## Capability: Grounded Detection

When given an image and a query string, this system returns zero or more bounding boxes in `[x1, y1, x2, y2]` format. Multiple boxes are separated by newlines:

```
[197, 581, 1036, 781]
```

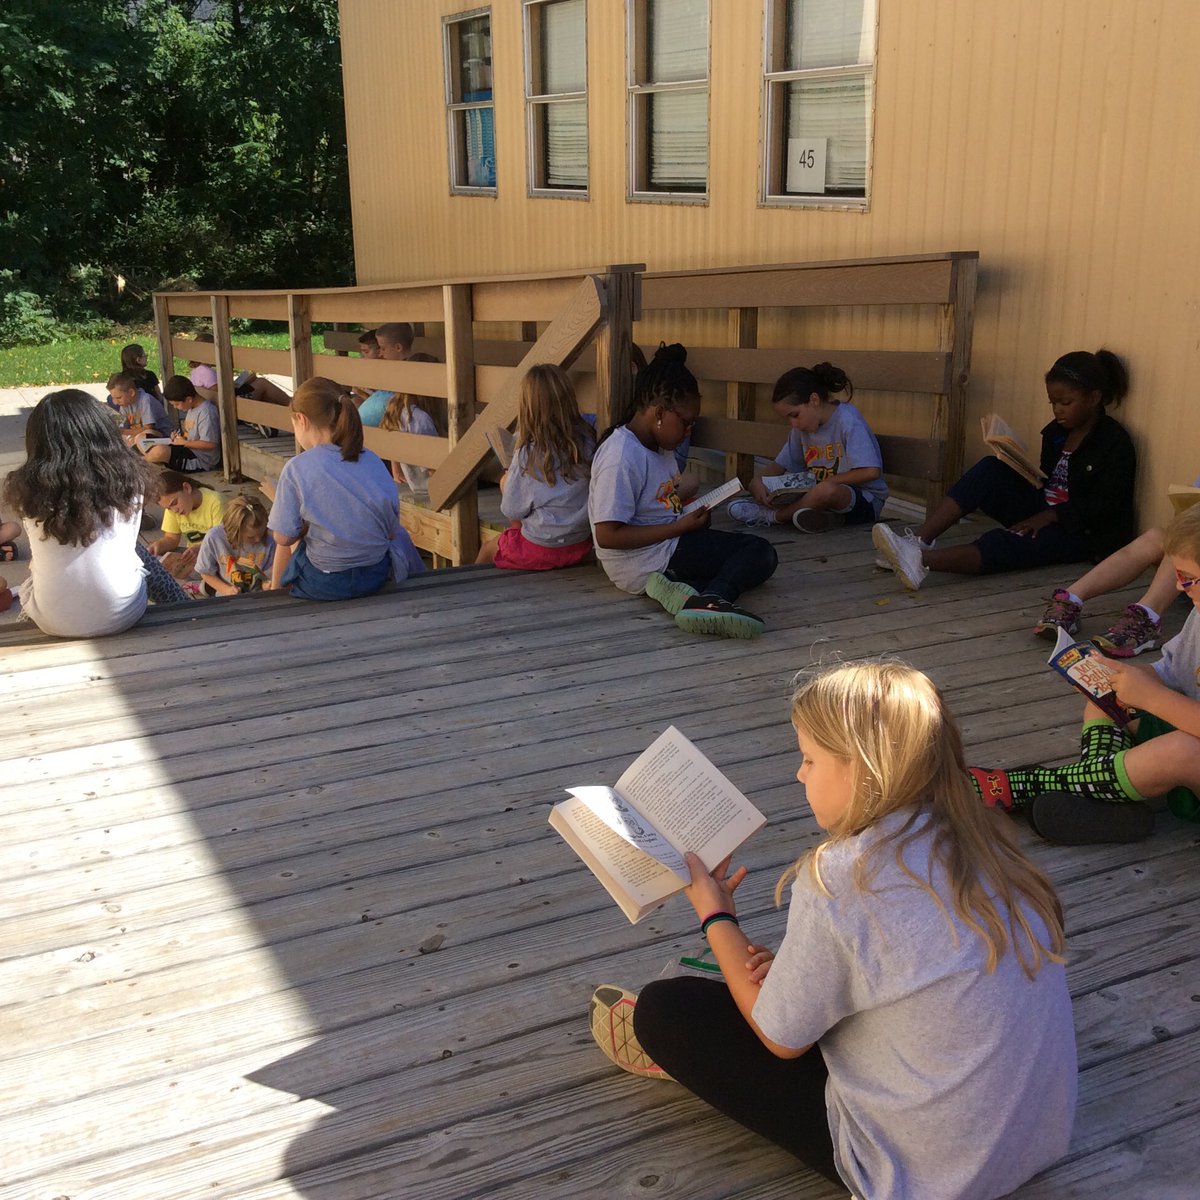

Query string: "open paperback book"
[980, 413, 1045, 489]
[762, 469, 820, 505]
[1047, 627, 1131, 726]
[682, 477, 744, 515]
[485, 426, 516, 469]
[549, 726, 766, 923]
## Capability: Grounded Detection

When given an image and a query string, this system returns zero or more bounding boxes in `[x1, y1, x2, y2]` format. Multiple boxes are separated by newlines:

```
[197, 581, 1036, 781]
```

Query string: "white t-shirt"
[753, 811, 1076, 1200]
[588, 425, 681, 594]
[19, 509, 148, 637]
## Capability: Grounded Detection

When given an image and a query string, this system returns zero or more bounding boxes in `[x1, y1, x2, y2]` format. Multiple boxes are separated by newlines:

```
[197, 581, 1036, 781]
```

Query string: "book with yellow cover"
[1167, 484, 1200, 514]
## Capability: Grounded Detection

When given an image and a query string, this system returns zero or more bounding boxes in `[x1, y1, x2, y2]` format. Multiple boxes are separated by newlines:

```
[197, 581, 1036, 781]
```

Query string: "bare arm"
[592, 508, 710, 550]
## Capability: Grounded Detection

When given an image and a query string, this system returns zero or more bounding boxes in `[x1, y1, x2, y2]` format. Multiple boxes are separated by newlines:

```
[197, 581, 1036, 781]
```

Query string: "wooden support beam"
[209, 295, 242, 482]
[725, 307, 758, 485]
[935, 255, 978, 513]
[443, 283, 479, 564]
[427, 275, 606, 512]
[288, 294, 313, 390]
[152, 294, 174, 387]
[592, 264, 642, 435]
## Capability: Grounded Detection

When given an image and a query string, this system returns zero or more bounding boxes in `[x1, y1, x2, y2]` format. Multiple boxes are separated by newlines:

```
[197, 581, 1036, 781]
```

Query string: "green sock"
[1079, 718, 1133, 761]
[972, 751, 1144, 809]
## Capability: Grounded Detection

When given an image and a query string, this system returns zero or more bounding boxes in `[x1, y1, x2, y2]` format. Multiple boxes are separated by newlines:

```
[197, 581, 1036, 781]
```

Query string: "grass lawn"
[0, 330, 325, 389]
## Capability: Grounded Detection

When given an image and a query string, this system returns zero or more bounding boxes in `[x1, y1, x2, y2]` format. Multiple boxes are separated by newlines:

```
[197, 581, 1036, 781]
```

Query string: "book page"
[563, 785, 687, 875]
[682, 477, 744, 515]
[615, 727, 765, 867]
[549, 797, 685, 913]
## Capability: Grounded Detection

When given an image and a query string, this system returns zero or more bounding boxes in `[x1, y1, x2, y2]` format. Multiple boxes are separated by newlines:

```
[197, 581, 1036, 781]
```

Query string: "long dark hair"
[600, 342, 698, 442]
[3, 389, 156, 546]
[1044, 349, 1128, 407]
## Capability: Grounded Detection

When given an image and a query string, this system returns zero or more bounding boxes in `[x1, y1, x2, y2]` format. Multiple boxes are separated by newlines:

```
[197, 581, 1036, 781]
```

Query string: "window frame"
[761, 0, 878, 210]
[443, 7, 497, 196]
[523, 0, 589, 199]
[626, 0, 711, 204]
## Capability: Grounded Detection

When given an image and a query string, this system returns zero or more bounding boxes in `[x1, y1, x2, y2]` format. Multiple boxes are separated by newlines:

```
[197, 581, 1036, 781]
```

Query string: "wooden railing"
[154, 252, 976, 566]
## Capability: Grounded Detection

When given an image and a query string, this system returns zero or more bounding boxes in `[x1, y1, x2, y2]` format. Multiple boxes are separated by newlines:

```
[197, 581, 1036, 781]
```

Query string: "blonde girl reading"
[196, 495, 276, 596]
[376, 353, 442, 496]
[591, 661, 1076, 1200]
[477, 364, 595, 570]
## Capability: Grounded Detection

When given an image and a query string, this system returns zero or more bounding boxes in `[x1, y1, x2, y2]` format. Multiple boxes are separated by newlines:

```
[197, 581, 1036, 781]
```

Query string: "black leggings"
[633, 977, 841, 1185]
[666, 528, 778, 604]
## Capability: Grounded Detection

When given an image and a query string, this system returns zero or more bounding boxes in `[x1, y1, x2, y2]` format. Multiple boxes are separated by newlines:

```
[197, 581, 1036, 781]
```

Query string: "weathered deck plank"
[2, 516, 1197, 1200]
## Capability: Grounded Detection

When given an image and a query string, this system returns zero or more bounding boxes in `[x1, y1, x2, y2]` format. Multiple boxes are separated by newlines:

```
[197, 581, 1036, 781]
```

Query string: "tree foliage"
[0, 0, 352, 343]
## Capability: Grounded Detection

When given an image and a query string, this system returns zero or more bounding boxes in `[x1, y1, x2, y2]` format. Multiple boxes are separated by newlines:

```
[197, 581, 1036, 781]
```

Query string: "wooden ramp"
[1, 519, 1198, 1200]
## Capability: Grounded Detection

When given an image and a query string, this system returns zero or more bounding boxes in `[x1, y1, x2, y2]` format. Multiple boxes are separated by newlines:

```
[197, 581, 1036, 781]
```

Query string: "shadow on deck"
[2, 518, 1198, 1200]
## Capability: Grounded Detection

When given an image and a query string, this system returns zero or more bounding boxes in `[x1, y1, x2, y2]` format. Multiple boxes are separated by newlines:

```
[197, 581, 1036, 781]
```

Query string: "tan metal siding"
[340, 1, 1200, 524]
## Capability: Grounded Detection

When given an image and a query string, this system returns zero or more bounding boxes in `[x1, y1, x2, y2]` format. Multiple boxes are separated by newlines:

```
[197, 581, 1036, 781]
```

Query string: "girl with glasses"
[588, 342, 777, 639]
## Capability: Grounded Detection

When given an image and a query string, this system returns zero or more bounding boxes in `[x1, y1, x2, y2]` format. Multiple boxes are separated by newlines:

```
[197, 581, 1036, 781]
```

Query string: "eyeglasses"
[1175, 569, 1200, 592]
[666, 408, 697, 432]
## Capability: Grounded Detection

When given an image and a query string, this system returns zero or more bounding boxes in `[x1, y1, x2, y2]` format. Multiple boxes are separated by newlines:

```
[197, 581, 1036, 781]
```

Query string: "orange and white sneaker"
[589, 985, 672, 1079]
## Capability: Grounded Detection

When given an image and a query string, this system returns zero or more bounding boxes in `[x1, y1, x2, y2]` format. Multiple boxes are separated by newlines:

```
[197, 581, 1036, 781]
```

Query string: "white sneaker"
[873, 528, 929, 571]
[728, 499, 779, 528]
[872, 523, 928, 590]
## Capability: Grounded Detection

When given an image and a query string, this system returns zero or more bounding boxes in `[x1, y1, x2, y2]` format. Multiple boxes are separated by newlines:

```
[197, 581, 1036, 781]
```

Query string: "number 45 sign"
[786, 138, 828, 193]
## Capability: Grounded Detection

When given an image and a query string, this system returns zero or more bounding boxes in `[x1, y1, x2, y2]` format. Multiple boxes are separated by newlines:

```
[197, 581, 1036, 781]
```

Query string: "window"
[524, 0, 588, 195]
[627, 0, 709, 199]
[444, 9, 496, 192]
[763, 0, 876, 205]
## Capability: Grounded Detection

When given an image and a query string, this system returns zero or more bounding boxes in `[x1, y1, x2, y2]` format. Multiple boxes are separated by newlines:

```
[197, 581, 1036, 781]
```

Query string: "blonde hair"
[222, 494, 269, 550]
[1163, 504, 1200, 562]
[515, 364, 593, 487]
[290, 376, 363, 461]
[777, 660, 1066, 980]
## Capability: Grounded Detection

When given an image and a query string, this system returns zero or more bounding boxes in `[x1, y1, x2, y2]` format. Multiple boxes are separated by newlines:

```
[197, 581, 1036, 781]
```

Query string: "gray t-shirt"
[501, 439, 593, 547]
[1154, 606, 1200, 698]
[181, 400, 221, 471]
[588, 425, 681, 594]
[753, 811, 1076, 1200]
[775, 401, 888, 516]
[268, 443, 400, 572]
[124, 390, 171, 438]
[195, 523, 275, 589]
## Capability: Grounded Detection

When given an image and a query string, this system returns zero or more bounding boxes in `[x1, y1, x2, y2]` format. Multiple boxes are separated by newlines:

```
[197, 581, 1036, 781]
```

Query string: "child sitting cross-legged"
[730, 362, 887, 534]
[590, 661, 1076, 1200]
[141, 376, 221, 473]
[969, 503, 1200, 843]
[148, 470, 224, 578]
[196, 494, 275, 596]
[108, 371, 171, 448]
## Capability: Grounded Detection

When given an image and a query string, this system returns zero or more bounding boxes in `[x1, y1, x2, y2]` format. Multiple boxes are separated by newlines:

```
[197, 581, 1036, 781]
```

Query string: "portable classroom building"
[338, 0, 1200, 524]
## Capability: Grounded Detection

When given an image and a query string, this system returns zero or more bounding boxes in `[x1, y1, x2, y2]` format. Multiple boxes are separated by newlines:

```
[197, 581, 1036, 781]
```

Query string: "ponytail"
[600, 342, 698, 443]
[1045, 349, 1128, 407]
[772, 361, 853, 407]
[291, 376, 364, 461]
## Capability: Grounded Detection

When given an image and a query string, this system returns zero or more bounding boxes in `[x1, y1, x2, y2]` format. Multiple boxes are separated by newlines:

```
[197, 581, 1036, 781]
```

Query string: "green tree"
[0, 0, 352, 343]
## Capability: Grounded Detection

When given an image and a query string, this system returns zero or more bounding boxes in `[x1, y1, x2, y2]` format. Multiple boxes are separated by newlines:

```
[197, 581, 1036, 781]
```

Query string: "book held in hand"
[762, 469, 820, 505]
[682, 477, 744, 515]
[485, 426, 516, 469]
[549, 726, 766, 923]
[1047, 627, 1131, 725]
[1167, 483, 1200, 514]
[980, 413, 1045, 488]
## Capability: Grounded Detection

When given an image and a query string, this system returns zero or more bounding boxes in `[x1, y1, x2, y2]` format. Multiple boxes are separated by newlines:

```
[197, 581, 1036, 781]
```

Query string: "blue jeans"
[666, 528, 778, 604]
[947, 457, 1091, 574]
[282, 542, 391, 601]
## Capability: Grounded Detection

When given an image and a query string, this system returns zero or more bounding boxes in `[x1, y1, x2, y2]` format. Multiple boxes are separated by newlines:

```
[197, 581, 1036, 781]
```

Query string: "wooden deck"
[2, 517, 1198, 1200]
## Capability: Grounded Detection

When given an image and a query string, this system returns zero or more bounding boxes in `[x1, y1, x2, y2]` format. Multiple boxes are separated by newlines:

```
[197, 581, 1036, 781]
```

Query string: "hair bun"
[654, 342, 688, 365]
[812, 361, 849, 393]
